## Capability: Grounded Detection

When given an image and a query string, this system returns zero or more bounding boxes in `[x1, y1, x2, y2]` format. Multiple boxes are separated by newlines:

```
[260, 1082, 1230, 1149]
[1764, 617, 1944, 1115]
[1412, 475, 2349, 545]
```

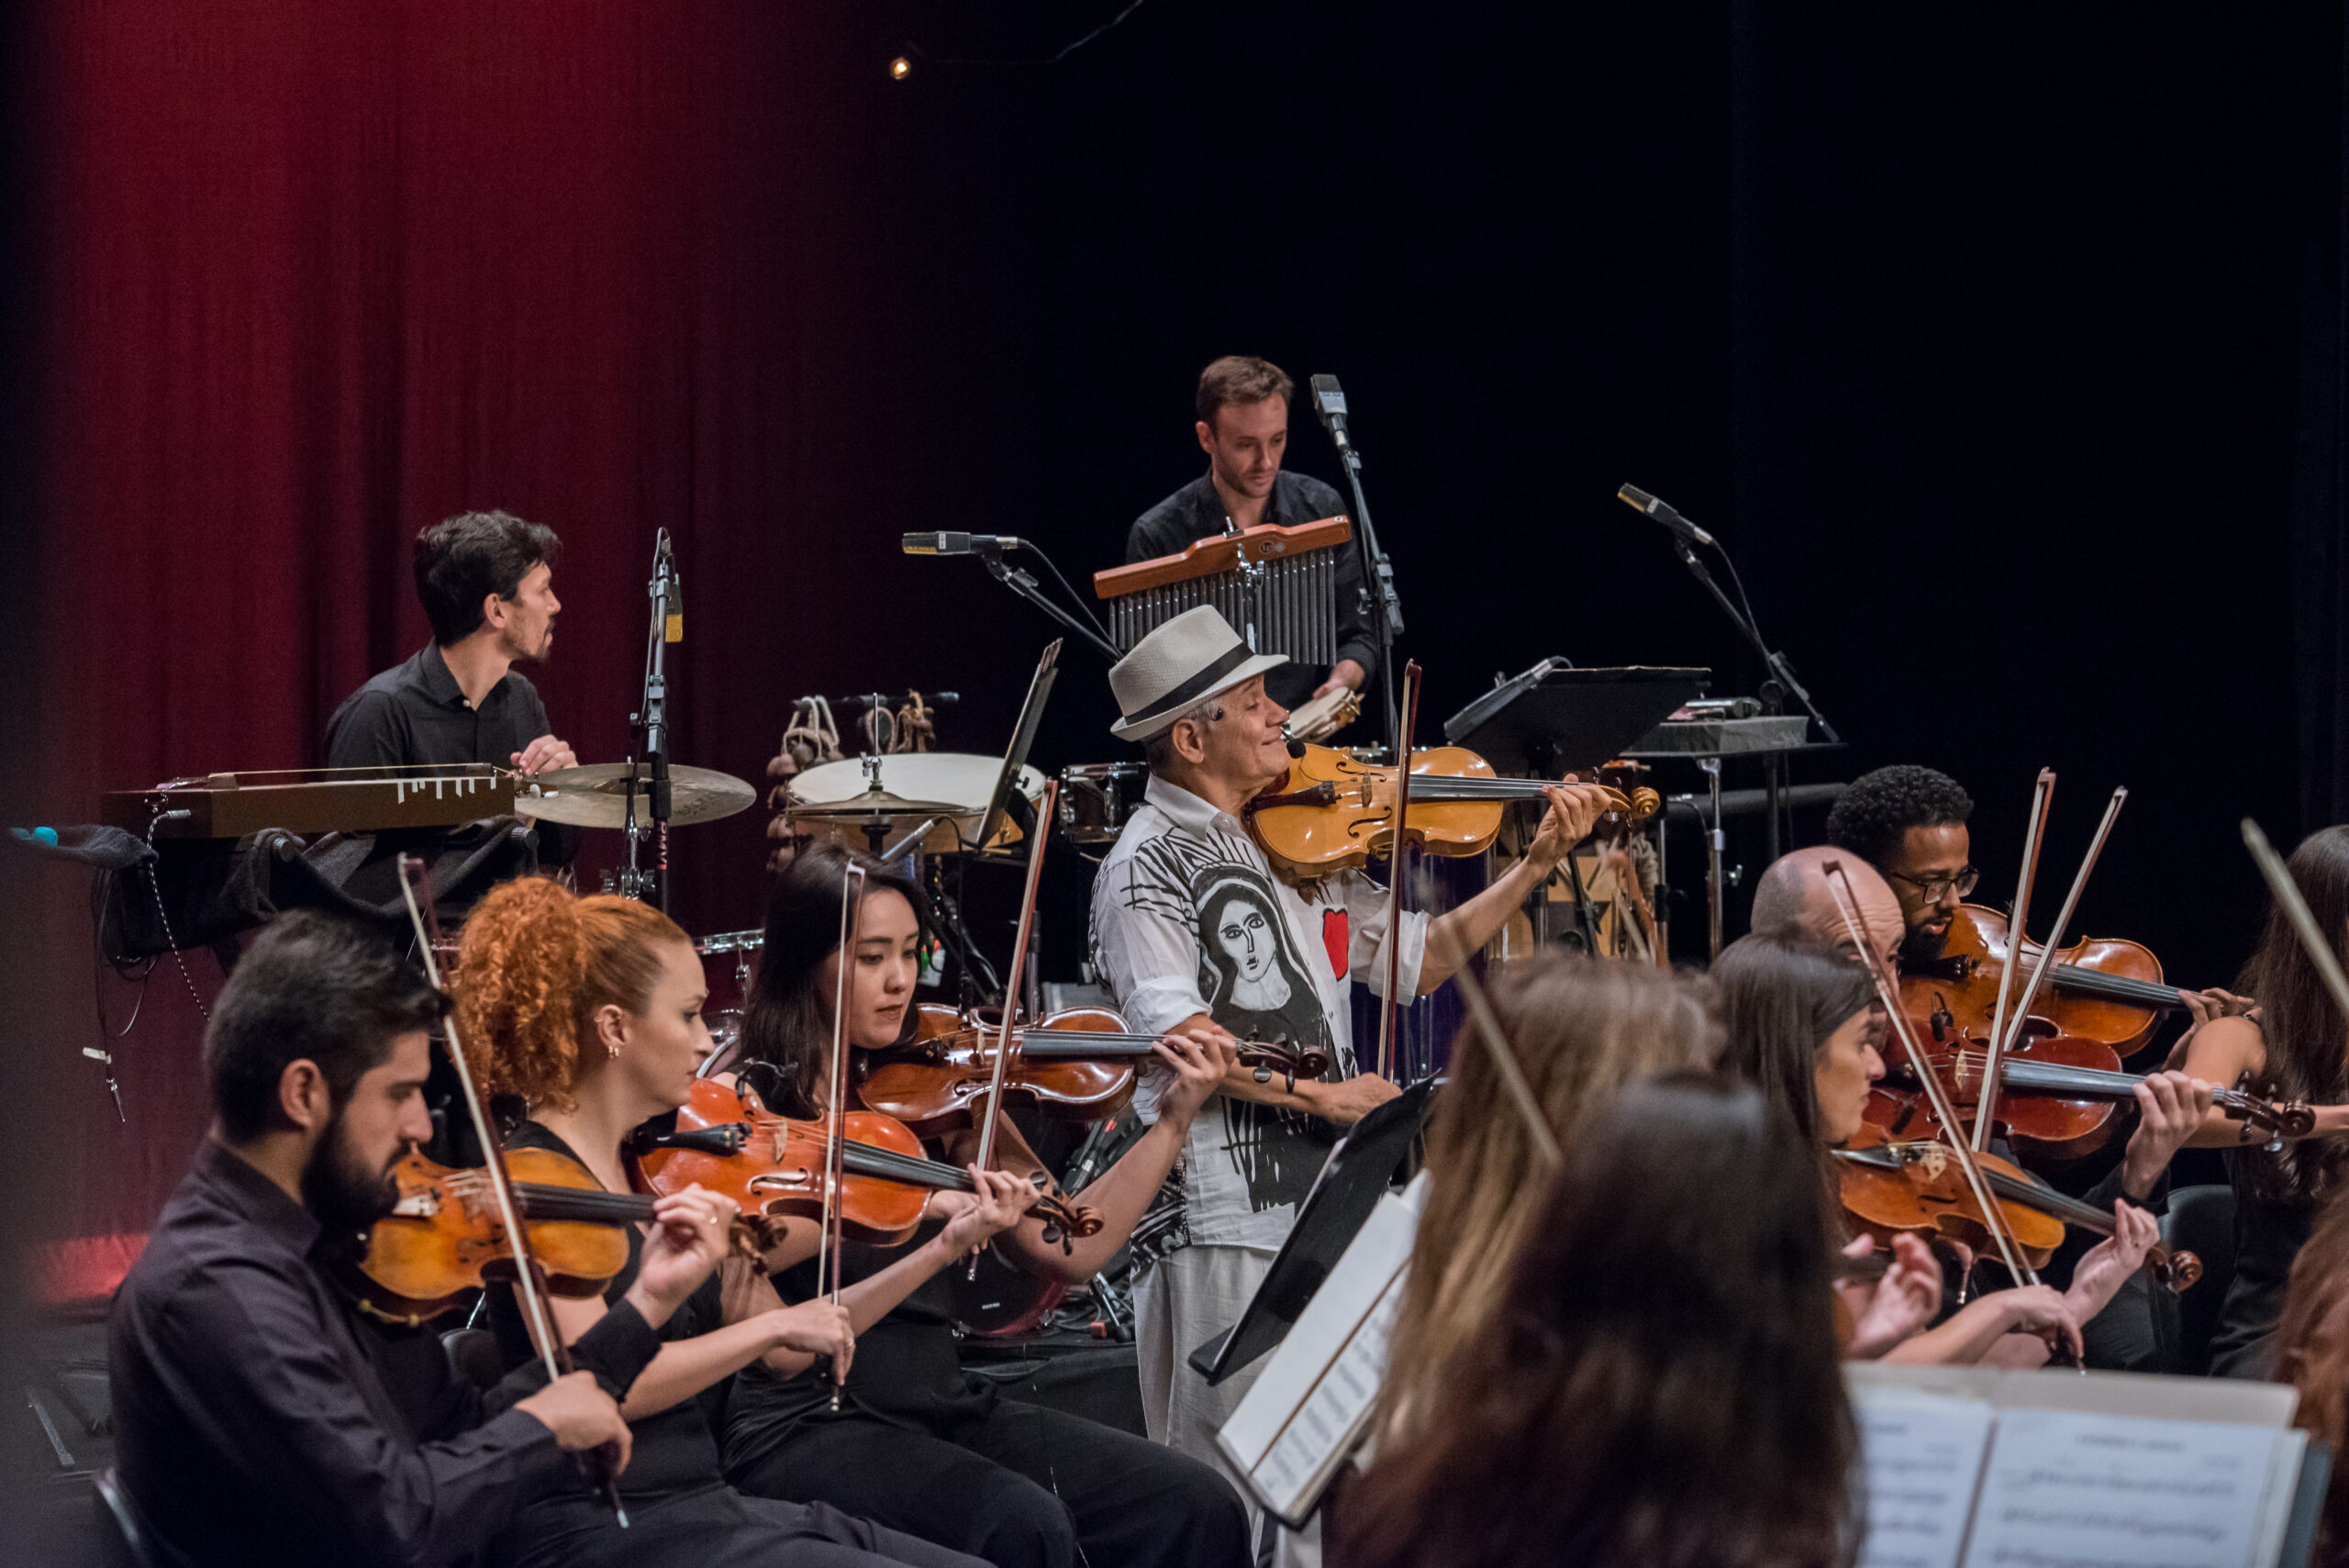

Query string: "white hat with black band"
[1108, 606, 1287, 741]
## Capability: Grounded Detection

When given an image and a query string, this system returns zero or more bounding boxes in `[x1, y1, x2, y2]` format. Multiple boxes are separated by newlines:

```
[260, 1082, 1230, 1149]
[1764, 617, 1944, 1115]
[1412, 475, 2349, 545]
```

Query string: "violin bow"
[1415, 866, 1558, 1168]
[1825, 860, 2038, 1290]
[1976, 770, 2054, 1149]
[395, 856, 629, 1528]
[2243, 818, 2349, 1024]
[1375, 662, 1425, 1082]
[1976, 786, 2128, 1149]
[817, 860, 864, 1412]
[968, 777, 1059, 1276]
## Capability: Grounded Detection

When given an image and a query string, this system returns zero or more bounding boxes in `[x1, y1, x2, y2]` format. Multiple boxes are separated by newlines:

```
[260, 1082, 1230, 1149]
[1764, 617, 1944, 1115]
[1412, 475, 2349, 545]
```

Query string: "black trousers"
[728, 1402, 1252, 1568]
[494, 1484, 991, 1568]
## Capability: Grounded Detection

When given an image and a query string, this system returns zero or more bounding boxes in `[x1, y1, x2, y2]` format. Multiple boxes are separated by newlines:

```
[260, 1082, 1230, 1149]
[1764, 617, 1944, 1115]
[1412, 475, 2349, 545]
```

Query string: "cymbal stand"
[629, 529, 679, 912]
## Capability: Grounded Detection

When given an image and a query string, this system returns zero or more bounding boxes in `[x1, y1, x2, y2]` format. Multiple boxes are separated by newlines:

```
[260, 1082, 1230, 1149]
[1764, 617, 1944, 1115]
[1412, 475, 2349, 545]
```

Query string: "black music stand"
[1187, 1077, 1439, 1385]
[973, 639, 1062, 856]
[1442, 662, 1709, 775]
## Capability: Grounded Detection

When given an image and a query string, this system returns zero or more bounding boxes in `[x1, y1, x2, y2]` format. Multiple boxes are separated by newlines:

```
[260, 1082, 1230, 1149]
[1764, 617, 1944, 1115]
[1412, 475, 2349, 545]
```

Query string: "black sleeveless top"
[488, 1121, 729, 1500]
[2209, 1147, 2314, 1378]
[721, 1219, 997, 1473]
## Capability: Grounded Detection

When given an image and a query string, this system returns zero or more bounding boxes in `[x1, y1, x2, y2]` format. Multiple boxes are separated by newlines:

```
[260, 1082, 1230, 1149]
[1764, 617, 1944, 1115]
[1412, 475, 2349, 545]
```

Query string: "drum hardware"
[1056, 762, 1146, 846]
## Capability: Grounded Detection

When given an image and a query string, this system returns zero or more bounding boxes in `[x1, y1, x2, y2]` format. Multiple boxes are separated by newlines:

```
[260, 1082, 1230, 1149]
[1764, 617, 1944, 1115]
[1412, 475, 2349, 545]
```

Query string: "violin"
[1899, 903, 2204, 1058]
[1871, 1035, 2314, 1162]
[634, 1077, 1103, 1249]
[1244, 742, 1657, 881]
[1834, 1127, 2202, 1294]
[854, 1002, 1329, 1137]
[348, 1144, 780, 1326]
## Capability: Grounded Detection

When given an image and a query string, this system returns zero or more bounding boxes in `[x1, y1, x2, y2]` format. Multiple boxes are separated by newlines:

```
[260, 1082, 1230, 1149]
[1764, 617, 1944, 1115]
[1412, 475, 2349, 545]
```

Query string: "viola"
[1872, 1036, 2314, 1162]
[854, 1002, 1330, 1137]
[1244, 742, 1656, 881]
[348, 1144, 779, 1326]
[1899, 903, 2203, 1058]
[636, 1076, 1103, 1249]
[1834, 1127, 2202, 1294]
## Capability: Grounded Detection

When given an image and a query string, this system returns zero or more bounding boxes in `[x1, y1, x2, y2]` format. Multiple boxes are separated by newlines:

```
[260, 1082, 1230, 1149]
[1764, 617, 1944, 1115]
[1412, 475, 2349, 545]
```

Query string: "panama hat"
[1108, 606, 1287, 741]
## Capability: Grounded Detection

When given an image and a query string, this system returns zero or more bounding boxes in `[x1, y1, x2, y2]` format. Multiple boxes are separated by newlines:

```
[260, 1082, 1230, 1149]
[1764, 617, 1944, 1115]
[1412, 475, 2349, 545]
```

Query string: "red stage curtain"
[24, 1, 873, 1267]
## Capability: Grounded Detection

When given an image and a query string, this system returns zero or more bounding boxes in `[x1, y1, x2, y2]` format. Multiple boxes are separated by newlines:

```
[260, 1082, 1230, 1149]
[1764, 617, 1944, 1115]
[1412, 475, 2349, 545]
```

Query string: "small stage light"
[889, 56, 913, 81]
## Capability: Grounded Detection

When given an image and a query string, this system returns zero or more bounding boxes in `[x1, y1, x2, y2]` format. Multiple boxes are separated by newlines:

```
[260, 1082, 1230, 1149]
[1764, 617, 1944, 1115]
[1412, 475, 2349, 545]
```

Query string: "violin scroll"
[1237, 1037, 1331, 1092]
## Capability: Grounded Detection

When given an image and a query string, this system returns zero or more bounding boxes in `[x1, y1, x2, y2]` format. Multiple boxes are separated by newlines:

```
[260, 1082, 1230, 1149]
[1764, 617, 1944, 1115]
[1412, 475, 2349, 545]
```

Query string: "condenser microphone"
[659, 538, 684, 643]
[902, 532, 1019, 556]
[1616, 484, 1717, 549]
[1308, 374, 1351, 452]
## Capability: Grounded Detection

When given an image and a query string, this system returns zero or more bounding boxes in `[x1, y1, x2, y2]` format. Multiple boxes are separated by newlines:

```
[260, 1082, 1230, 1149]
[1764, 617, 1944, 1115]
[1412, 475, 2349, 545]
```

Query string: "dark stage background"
[7, 2, 2346, 1274]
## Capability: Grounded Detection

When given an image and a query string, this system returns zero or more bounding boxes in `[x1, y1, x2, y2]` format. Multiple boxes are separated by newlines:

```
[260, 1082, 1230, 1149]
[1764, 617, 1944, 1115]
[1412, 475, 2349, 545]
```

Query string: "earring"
[607, 1040, 620, 1061]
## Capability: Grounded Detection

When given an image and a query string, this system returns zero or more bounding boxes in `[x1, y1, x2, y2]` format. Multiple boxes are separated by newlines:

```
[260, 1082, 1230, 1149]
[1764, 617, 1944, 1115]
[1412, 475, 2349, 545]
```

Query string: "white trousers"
[1135, 1243, 1320, 1568]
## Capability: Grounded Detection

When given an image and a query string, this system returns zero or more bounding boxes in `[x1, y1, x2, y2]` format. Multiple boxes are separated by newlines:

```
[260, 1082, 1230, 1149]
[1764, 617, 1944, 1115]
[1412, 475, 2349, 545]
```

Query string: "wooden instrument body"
[351, 1147, 631, 1325]
[1898, 904, 2168, 1055]
[640, 1078, 933, 1245]
[1249, 745, 1508, 877]
[858, 1003, 1140, 1137]
[1865, 1023, 2125, 1162]
[1836, 1124, 2065, 1269]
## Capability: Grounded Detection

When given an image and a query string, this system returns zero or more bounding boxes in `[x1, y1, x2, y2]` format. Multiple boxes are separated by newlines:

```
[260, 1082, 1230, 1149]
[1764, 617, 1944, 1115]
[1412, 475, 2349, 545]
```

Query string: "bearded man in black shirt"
[1127, 356, 1377, 713]
[107, 910, 741, 1566]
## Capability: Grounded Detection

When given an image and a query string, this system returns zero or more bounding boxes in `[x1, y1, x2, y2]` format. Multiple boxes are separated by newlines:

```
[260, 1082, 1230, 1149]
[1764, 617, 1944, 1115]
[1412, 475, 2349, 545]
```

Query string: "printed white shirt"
[1088, 773, 1426, 1264]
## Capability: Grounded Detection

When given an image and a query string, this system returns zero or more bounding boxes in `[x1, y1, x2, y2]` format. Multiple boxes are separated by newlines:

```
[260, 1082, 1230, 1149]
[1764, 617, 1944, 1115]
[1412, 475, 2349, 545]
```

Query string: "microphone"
[903, 532, 1019, 556]
[1309, 374, 1351, 452]
[659, 538, 684, 644]
[1616, 484, 1717, 548]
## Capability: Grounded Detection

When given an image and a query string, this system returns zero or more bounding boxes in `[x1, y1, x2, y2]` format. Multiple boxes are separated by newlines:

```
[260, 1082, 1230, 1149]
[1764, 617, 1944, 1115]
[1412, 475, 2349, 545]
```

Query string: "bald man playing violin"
[1089, 606, 1614, 1544]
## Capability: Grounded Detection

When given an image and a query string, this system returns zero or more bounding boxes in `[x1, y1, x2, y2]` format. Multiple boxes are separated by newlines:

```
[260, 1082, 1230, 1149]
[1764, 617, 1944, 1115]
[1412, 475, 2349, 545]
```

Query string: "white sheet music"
[1252, 1269, 1407, 1511]
[1959, 1410, 2283, 1568]
[1853, 1389, 1995, 1568]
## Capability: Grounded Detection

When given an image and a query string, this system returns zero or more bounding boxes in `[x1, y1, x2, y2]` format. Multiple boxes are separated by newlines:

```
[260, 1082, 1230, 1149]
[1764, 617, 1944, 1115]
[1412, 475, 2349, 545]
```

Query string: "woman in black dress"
[721, 843, 1252, 1568]
[452, 875, 989, 1568]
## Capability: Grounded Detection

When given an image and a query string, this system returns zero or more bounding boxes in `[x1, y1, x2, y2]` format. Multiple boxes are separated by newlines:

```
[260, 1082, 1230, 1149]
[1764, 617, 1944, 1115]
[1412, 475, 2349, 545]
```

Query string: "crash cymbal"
[517, 762, 757, 829]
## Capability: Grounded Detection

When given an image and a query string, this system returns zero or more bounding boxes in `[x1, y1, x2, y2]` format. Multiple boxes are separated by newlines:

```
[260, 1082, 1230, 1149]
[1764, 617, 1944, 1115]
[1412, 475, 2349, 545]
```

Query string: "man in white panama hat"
[1088, 606, 1613, 1551]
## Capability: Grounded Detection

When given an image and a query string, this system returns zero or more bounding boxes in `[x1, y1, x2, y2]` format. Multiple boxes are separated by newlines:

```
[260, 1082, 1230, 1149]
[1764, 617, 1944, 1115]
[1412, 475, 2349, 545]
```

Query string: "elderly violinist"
[1085, 606, 1616, 1517]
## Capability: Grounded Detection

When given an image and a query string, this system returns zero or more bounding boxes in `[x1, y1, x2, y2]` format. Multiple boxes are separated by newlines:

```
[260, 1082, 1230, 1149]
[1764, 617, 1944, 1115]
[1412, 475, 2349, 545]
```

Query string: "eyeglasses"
[1887, 865, 1978, 904]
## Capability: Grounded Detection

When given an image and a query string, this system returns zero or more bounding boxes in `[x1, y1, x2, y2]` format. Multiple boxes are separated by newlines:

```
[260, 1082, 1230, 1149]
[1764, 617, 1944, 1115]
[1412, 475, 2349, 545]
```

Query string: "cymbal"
[517, 763, 757, 829]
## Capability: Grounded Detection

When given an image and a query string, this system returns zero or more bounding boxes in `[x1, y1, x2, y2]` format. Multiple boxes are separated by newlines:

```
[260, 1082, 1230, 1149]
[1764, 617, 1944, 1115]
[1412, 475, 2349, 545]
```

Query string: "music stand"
[973, 639, 1062, 854]
[1442, 662, 1709, 775]
[1188, 1077, 1439, 1385]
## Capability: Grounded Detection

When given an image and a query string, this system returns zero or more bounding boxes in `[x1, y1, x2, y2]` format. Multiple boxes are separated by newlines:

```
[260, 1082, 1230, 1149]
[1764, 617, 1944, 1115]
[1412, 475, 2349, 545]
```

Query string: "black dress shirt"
[326, 642, 577, 862]
[1126, 470, 1379, 712]
[108, 1138, 663, 1568]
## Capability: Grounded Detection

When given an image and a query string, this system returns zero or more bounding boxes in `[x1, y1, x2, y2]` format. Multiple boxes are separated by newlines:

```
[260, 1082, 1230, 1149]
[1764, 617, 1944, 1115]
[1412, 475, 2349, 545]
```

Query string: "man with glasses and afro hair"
[1822, 763, 1978, 965]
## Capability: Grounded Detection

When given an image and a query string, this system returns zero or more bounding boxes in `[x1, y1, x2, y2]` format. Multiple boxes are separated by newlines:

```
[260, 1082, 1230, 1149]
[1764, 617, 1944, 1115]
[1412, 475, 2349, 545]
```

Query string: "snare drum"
[1058, 762, 1148, 845]
[696, 929, 763, 1052]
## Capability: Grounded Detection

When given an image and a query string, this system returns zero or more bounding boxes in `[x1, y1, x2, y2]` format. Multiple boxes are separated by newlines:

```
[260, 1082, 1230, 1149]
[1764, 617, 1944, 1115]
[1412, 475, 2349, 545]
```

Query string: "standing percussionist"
[327, 508, 581, 862]
[1129, 356, 1377, 713]
[1087, 606, 1612, 1512]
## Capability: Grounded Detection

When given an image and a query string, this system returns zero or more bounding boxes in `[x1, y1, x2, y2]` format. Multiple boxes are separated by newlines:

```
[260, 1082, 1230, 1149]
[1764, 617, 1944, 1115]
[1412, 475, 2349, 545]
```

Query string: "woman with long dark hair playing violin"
[451, 877, 985, 1568]
[1712, 929, 2177, 1366]
[721, 842, 1252, 1568]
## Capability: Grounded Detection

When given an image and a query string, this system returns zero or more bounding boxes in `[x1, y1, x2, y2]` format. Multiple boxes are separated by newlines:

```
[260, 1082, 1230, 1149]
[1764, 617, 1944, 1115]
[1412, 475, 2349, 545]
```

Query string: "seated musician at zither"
[326, 508, 581, 860]
[1129, 355, 1377, 712]
[1087, 605, 1616, 1485]
[106, 910, 738, 1566]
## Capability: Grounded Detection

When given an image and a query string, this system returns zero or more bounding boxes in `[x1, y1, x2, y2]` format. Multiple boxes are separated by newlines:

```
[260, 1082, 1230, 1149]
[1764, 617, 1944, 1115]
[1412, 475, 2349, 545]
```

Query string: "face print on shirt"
[1189, 866, 1331, 1215]
[1196, 872, 1324, 1051]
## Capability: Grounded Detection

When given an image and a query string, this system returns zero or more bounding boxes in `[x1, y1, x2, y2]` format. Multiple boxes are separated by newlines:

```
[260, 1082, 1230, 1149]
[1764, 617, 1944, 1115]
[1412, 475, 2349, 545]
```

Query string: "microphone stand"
[630, 532, 676, 912]
[1319, 400, 1406, 754]
[1671, 539, 1839, 862]
[969, 539, 1121, 662]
